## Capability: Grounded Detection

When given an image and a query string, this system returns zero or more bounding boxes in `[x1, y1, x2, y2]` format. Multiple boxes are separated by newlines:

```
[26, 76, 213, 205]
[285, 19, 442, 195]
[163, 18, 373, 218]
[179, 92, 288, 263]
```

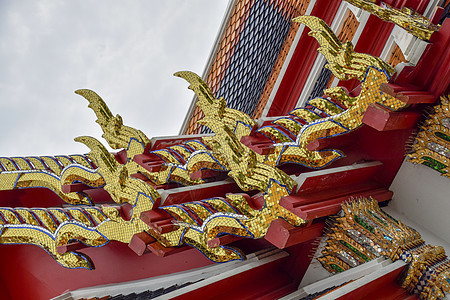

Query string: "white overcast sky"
[0, 0, 228, 157]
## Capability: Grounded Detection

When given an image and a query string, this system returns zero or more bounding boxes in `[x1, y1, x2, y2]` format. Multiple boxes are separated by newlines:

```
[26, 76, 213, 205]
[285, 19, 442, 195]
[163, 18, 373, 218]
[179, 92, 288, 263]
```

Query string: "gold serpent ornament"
[0, 14, 414, 268]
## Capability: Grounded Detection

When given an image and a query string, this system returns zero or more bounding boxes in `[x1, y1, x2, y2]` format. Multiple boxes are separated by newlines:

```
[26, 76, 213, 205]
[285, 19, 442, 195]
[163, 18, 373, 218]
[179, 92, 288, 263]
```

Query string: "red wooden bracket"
[264, 219, 324, 249]
[397, 91, 436, 104]
[140, 209, 172, 225]
[282, 181, 381, 209]
[295, 161, 382, 194]
[113, 149, 128, 165]
[140, 209, 177, 233]
[380, 83, 422, 94]
[128, 231, 156, 256]
[292, 189, 393, 221]
[149, 136, 205, 151]
[240, 135, 274, 155]
[152, 220, 179, 234]
[161, 181, 241, 206]
[306, 130, 359, 151]
[130, 173, 149, 181]
[61, 183, 91, 193]
[119, 203, 134, 221]
[380, 83, 436, 104]
[133, 154, 167, 172]
[207, 235, 243, 248]
[190, 169, 225, 180]
[362, 103, 420, 131]
[147, 242, 190, 257]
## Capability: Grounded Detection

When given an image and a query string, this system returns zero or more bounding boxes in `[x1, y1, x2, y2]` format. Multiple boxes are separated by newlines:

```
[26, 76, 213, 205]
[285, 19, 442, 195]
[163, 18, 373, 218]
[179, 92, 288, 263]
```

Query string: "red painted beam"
[119, 203, 134, 221]
[128, 231, 155, 256]
[397, 91, 436, 104]
[151, 220, 179, 234]
[380, 89, 436, 104]
[306, 130, 359, 151]
[140, 209, 177, 234]
[161, 181, 242, 206]
[207, 235, 243, 248]
[148, 136, 206, 151]
[61, 183, 91, 193]
[0, 241, 214, 299]
[146, 242, 190, 257]
[114, 149, 128, 165]
[240, 135, 275, 155]
[296, 162, 382, 193]
[264, 219, 324, 249]
[282, 181, 381, 209]
[133, 154, 167, 172]
[171, 255, 294, 300]
[190, 169, 226, 180]
[362, 103, 421, 131]
[336, 262, 407, 300]
[294, 189, 393, 220]
[140, 209, 172, 224]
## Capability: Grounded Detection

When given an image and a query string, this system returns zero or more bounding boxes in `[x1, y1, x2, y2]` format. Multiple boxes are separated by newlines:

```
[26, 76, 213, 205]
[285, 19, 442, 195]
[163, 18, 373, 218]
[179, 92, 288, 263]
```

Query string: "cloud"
[0, 0, 228, 157]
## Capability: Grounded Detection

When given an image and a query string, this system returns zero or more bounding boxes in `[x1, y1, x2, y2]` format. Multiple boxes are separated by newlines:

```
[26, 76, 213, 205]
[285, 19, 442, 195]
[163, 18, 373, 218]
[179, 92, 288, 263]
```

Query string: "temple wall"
[389, 159, 450, 251]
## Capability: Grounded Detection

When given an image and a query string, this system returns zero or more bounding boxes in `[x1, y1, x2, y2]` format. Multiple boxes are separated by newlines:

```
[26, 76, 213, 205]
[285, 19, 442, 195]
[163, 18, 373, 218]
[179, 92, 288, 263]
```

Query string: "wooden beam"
[133, 154, 167, 172]
[293, 161, 382, 194]
[147, 242, 190, 257]
[264, 219, 324, 249]
[61, 183, 91, 193]
[190, 169, 226, 180]
[139, 209, 178, 234]
[159, 181, 241, 206]
[362, 103, 420, 131]
[240, 135, 274, 155]
[293, 189, 393, 221]
[281, 181, 381, 209]
[207, 235, 243, 248]
[128, 231, 155, 256]
[306, 130, 359, 151]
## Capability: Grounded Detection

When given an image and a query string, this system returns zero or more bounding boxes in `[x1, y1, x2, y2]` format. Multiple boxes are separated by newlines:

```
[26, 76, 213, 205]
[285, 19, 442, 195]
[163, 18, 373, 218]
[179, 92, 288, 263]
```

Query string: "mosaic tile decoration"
[408, 95, 450, 177]
[317, 198, 450, 300]
[0, 14, 419, 270]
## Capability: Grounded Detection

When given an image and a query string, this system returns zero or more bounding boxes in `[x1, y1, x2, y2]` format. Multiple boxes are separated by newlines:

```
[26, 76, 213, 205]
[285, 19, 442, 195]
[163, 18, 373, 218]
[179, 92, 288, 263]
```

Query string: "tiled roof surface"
[252, 0, 311, 118]
[185, 0, 311, 134]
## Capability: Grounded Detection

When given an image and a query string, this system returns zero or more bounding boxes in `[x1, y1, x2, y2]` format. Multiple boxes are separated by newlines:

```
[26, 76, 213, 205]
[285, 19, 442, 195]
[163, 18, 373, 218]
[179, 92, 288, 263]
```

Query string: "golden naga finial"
[253, 16, 406, 170]
[174, 71, 295, 193]
[0, 133, 161, 269]
[344, 0, 439, 41]
[75, 89, 151, 151]
[293, 15, 395, 81]
[152, 71, 305, 262]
